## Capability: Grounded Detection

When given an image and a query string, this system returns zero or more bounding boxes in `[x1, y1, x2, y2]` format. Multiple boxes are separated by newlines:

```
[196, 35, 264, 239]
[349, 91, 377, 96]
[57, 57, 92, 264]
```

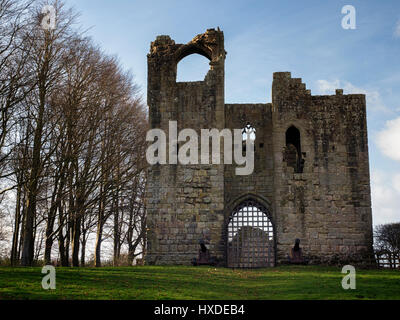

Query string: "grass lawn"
[0, 265, 399, 300]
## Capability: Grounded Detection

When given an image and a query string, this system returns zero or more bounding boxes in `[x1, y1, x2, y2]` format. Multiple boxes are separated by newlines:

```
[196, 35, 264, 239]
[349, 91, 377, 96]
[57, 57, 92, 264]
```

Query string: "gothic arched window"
[242, 123, 256, 141]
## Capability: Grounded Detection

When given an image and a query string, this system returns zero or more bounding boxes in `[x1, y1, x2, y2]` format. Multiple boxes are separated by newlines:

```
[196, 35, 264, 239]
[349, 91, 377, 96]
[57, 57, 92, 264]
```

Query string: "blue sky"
[66, 0, 400, 226]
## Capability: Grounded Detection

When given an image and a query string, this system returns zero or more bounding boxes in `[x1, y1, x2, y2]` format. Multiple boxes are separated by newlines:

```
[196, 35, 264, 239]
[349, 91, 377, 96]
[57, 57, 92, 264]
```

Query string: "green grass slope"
[0, 265, 399, 300]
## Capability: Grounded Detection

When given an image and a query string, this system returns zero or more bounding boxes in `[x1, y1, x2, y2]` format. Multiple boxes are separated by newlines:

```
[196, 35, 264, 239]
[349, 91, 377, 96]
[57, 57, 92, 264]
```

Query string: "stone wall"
[146, 29, 374, 266]
[146, 29, 226, 264]
[271, 72, 373, 264]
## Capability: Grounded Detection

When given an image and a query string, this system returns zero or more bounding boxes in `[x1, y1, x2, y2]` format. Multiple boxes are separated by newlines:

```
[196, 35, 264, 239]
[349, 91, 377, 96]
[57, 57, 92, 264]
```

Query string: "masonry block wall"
[146, 30, 226, 264]
[146, 29, 374, 266]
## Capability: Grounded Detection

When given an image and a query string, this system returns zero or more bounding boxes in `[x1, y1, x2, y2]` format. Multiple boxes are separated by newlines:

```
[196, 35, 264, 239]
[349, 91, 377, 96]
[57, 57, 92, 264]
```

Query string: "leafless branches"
[0, 0, 148, 267]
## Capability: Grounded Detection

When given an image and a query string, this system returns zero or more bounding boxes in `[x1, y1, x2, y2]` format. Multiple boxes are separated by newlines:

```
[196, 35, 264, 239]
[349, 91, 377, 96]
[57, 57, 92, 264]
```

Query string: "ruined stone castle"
[145, 28, 374, 267]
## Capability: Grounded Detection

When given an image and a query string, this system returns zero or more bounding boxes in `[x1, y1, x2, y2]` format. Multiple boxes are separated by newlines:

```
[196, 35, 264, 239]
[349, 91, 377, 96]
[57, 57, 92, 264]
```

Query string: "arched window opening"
[285, 126, 304, 173]
[176, 54, 210, 82]
[242, 123, 256, 141]
[242, 123, 256, 154]
[227, 200, 274, 268]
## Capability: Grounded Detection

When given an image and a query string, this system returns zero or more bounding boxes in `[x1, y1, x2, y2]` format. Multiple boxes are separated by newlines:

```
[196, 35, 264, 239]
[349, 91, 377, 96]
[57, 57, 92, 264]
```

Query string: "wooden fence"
[375, 251, 399, 269]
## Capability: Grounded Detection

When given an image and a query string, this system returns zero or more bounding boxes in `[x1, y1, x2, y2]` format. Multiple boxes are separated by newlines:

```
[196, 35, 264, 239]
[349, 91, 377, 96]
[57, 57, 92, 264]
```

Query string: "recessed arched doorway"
[227, 199, 275, 268]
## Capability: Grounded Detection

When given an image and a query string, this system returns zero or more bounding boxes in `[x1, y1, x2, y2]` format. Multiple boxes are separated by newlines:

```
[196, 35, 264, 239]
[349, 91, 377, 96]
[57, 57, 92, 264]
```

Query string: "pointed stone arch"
[225, 194, 275, 268]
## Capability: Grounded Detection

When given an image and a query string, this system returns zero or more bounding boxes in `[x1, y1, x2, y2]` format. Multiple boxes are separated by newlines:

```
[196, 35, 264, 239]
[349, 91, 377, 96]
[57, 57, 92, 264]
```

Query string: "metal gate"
[227, 200, 274, 268]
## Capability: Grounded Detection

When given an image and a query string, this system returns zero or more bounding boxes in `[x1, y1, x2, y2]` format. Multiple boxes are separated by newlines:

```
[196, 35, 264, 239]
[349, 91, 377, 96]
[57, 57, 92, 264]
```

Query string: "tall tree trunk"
[10, 184, 22, 265]
[94, 220, 103, 268]
[44, 207, 56, 264]
[58, 230, 66, 266]
[113, 195, 119, 266]
[20, 74, 46, 266]
[57, 199, 69, 267]
[21, 192, 37, 266]
[65, 219, 71, 266]
[71, 190, 84, 267]
[95, 184, 105, 268]
[71, 215, 81, 267]
[18, 197, 26, 262]
[45, 172, 64, 264]
[80, 234, 86, 267]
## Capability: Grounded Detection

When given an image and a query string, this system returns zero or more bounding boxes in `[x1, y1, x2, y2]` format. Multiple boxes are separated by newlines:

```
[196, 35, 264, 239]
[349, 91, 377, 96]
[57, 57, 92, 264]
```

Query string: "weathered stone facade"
[145, 29, 374, 266]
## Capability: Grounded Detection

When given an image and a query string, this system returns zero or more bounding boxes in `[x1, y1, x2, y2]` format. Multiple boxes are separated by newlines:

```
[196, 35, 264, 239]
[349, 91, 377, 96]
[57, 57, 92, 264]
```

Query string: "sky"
[65, 0, 400, 227]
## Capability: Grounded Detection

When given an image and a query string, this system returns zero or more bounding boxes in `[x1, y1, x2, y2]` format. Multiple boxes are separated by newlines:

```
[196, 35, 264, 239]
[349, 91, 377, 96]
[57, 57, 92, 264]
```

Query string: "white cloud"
[315, 79, 390, 113]
[371, 170, 400, 226]
[376, 117, 400, 161]
[372, 118, 400, 226]
[394, 20, 400, 38]
[315, 79, 340, 93]
[392, 173, 400, 194]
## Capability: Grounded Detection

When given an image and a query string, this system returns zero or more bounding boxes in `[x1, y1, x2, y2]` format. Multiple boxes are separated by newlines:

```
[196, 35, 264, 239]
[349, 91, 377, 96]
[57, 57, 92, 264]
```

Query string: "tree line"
[0, 0, 148, 267]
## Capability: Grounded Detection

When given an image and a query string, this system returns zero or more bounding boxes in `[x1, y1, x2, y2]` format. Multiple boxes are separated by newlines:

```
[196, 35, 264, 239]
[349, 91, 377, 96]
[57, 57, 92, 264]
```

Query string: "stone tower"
[145, 28, 374, 266]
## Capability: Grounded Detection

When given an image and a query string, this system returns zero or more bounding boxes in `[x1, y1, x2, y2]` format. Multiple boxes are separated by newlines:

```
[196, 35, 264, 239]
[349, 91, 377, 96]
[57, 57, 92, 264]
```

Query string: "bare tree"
[374, 223, 400, 268]
[20, 0, 78, 266]
[3, 0, 148, 268]
[93, 57, 147, 267]
[0, 0, 34, 188]
[125, 173, 147, 265]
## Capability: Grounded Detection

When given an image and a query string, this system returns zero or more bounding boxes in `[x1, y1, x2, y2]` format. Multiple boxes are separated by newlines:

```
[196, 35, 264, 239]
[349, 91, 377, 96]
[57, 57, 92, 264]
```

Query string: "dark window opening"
[285, 126, 304, 173]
